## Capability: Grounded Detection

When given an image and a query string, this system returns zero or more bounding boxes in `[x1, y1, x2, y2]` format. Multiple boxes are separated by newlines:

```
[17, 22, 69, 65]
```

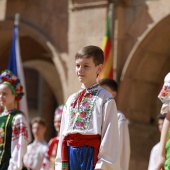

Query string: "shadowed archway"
[0, 20, 67, 140]
[118, 14, 170, 169]
[119, 14, 170, 123]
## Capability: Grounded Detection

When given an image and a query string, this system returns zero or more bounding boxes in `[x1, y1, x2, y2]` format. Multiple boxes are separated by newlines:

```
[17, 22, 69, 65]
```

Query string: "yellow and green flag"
[99, 15, 113, 79]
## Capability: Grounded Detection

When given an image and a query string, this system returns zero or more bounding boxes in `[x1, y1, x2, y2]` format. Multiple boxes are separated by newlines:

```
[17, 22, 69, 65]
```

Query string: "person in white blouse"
[99, 78, 131, 170]
[156, 72, 170, 170]
[148, 113, 166, 170]
[0, 69, 29, 170]
[55, 45, 120, 170]
[23, 117, 48, 170]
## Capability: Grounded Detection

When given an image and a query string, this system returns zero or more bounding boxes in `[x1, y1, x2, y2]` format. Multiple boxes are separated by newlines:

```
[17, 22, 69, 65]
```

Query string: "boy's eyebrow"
[75, 61, 90, 64]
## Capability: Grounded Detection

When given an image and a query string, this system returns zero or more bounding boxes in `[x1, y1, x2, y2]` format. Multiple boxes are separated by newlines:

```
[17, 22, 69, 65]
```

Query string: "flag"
[8, 25, 28, 113]
[8, 19, 31, 142]
[99, 14, 113, 80]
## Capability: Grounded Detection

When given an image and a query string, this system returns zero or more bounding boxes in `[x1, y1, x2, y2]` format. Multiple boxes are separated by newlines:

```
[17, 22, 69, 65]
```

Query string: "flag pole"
[108, 3, 116, 81]
[108, 3, 115, 80]
[112, 3, 118, 81]
[14, 13, 20, 26]
[108, 3, 113, 38]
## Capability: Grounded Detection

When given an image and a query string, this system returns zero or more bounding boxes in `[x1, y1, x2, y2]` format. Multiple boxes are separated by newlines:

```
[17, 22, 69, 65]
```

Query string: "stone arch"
[119, 14, 170, 123]
[0, 19, 68, 140]
[0, 19, 67, 104]
[118, 14, 170, 169]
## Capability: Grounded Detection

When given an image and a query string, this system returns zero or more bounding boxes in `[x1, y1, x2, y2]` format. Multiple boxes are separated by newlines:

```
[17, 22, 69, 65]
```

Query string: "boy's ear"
[112, 91, 117, 98]
[97, 64, 103, 74]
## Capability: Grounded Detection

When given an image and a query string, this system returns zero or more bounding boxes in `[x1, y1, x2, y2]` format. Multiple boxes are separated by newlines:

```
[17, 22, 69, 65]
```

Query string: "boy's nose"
[79, 67, 84, 72]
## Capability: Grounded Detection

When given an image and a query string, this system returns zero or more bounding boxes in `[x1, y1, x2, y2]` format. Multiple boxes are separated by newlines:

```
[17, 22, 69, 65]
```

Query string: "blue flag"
[7, 23, 31, 142]
[8, 26, 18, 75]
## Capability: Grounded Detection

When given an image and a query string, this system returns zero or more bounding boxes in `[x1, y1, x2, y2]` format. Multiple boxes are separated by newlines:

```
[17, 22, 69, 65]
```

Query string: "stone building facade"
[0, 0, 170, 169]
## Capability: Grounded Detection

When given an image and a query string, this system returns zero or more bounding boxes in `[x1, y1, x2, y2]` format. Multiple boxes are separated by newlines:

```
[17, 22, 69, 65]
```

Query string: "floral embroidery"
[0, 127, 4, 158]
[12, 122, 28, 140]
[0, 123, 5, 144]
[158, 85, 170, 103]
[68, 85, 99, 130]
[17, 143, 21, 150]
[102, 97, 114, 108]
[0, 114, 11, 163]
[0, 122, 5, 157]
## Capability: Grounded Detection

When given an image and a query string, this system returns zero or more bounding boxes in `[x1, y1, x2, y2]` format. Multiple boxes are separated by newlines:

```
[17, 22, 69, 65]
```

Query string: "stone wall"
[0, 0, 170, 169]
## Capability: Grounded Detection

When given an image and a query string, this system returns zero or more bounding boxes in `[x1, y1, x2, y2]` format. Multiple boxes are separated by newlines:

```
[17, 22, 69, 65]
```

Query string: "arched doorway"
[0, 20, 67, 140]
[118, 14, 170, 169]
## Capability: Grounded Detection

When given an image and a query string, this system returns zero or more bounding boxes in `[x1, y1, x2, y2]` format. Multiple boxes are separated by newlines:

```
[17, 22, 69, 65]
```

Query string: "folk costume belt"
[61, 133, 101, 170]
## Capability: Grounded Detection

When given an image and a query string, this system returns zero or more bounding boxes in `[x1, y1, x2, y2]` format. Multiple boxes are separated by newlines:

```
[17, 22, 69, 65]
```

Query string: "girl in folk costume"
[42, 104, 64, 170]
[0, 70, 29, 170]
[156, 73, 170, 170]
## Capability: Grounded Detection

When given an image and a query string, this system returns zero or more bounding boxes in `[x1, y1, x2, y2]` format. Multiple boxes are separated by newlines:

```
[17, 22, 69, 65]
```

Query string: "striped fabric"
[99, 15, 113, 79]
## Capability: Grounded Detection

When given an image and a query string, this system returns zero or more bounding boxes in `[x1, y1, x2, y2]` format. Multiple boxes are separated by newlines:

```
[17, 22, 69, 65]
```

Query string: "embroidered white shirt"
[55, 86, 120, 170]
[7, 114, 28, 170]
[23, 141, 48, 170]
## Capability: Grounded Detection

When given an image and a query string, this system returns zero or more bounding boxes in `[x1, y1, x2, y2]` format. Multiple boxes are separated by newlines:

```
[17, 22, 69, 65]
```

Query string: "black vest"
[0, 110, 22, 170]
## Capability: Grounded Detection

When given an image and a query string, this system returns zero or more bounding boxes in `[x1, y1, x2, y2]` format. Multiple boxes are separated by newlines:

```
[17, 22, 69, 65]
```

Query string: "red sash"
[61, 133, 101, 170]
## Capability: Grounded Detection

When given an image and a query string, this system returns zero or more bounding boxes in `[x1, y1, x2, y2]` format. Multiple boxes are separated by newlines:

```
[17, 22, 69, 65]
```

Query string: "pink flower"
[71, 112, 76, 118]
[76, 121, 84, 127]
[17, 144, 21, 150]
[79, 111, 86, 118]
[10, 76, 17, 84]
[82, 101, 90, 107]
[85, 93, 93, 98]
[70, 122, 74, 127]
[1, 72, 7, 77]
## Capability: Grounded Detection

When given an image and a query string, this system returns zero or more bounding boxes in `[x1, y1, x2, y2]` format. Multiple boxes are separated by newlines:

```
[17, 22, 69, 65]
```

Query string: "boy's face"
[32, 122, 46, 139]
[0, 83, 15, 108]
[75, 57, 102, 87]
[54, 114, 62, 132]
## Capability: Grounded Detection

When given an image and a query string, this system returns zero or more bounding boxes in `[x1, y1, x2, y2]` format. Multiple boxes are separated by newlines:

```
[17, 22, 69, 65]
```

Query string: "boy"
[23, 117, 48, 170]
[42, 104, 64, 170]
[0, 70, 29, 169]
[55, 45, 120, 170]
[148, 113, 166, 170]
[99, 78, 130, 170]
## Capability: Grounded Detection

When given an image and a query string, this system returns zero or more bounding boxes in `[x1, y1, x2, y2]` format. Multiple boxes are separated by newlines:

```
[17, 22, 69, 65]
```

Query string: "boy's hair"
[31, 117, 46, 127]
[75, 45, 104, 66]
[157, 113, 166, 120]
[99, 78, 118, 92]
